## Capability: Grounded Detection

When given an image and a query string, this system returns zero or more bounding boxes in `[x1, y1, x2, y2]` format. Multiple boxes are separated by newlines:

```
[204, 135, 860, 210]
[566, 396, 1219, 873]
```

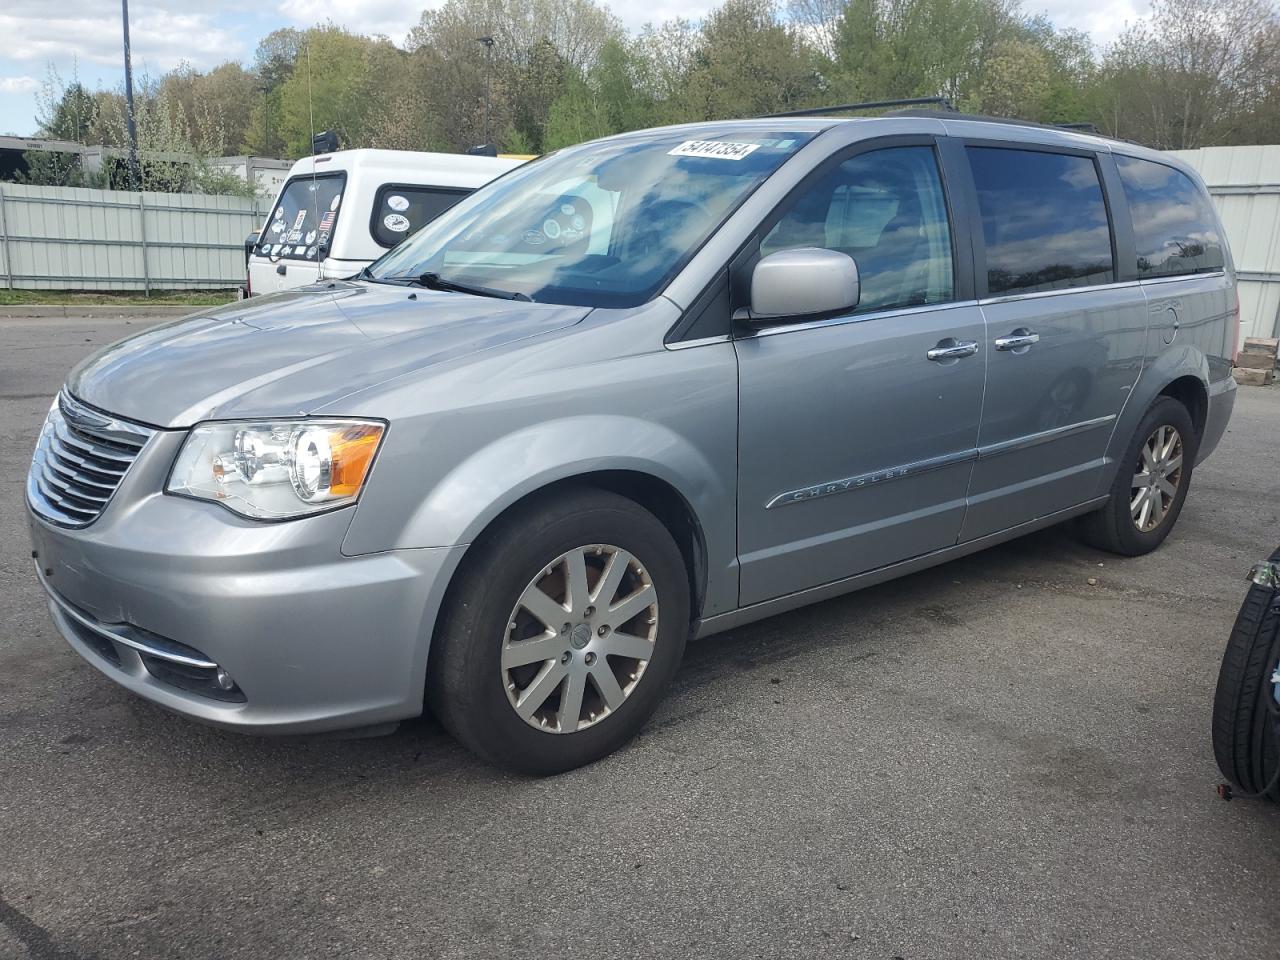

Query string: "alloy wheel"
[501, 544, 659, 734]
[1130, 424, 1183, 533]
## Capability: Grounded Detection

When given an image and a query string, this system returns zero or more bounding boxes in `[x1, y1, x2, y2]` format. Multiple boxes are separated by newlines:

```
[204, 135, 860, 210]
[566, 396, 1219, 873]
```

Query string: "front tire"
[1077, 396, 1197, 556]
[1212, 567, 1280, 800]
[427, 488, 690, 774]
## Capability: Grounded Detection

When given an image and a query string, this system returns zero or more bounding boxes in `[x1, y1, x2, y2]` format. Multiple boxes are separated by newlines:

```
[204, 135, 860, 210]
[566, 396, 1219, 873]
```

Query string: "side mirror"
[747, 247, 860, 322]
[243, 232, 259, 266]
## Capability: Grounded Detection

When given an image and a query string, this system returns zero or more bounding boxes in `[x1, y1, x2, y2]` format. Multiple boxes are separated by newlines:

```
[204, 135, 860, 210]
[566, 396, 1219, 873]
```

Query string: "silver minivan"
[27, 114, 1238, 773]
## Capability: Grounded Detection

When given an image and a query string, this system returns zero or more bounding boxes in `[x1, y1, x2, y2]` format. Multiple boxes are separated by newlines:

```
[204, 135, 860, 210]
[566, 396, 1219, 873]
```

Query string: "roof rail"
[764, 97, 956, 119]
[886, 108, 1113, 138]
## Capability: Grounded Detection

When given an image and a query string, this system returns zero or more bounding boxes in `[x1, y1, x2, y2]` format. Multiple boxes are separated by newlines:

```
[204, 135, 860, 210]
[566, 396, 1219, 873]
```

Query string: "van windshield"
[368, 130, 816, 307]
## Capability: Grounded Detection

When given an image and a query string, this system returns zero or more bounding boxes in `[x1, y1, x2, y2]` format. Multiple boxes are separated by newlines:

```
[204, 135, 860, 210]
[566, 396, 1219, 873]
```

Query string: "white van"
[245, 149, 525, 296]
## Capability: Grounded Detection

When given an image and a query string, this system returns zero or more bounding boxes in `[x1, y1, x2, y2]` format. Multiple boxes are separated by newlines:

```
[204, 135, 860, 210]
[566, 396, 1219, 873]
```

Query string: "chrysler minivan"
[28, 114, 1237, 773]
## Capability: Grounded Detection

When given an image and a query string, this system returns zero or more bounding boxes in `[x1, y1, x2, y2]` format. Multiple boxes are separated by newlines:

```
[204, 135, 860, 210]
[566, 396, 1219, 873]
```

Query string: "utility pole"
[121, 0, 141, 190]
[476, 36, 495, 146]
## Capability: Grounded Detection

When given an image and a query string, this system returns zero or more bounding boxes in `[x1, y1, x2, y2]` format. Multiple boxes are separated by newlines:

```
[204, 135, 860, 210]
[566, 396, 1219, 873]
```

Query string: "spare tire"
[1211, 552, 1280, 800]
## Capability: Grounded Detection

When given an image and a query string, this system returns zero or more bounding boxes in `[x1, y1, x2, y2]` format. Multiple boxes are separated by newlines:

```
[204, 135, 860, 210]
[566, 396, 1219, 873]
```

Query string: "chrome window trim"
[978, 280, 1141, 307]
[741, 299, 979, 340]
[665, 334, 732, 351]
[1138, 271, 1227, 286]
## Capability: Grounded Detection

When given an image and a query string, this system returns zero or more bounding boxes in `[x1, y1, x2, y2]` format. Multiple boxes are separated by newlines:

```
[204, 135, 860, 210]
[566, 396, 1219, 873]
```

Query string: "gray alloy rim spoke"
[598, 631, 655, 661]
[1130, 424, 1183, 533]
[515, 660, 568, 721]
[501, 633, 562, 670]
[591, 665, 627, 711]
[608, 584, 657, 628]
[519, 585, 569, 632]
[558, 672, 587, 734]
[502, 543, 659, 735]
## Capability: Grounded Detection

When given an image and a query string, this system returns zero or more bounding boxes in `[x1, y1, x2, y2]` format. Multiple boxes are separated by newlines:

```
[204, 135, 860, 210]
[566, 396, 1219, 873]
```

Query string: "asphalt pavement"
[2, 314, 1279, 960]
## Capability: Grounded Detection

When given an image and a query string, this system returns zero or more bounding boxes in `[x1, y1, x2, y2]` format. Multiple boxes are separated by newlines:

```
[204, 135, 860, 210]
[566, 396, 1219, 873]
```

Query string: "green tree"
[684, 0, 822, 120]
[276, 26, 406, 156]
[1095, 0, 1280, 148]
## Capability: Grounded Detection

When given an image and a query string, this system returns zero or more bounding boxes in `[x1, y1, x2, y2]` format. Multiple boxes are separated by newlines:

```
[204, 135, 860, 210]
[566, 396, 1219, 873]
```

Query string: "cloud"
[0, 2, 250, 74]
[276, 0, 429, 42]
[1025, 0, 1151, 45]
[0, 75, 40, 93]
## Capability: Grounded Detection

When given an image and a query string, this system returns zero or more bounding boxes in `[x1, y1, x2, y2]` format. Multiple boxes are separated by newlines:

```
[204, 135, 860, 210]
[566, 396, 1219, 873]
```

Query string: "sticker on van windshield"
[386, 194, 409, 212]
[330, 195, 341, 211]
[383, 213, 410, 233]
[305, 230, 316, 245]
[291, 210, 307, 232]
[668, 140, 761, 161]
[270, 220, 284, 234]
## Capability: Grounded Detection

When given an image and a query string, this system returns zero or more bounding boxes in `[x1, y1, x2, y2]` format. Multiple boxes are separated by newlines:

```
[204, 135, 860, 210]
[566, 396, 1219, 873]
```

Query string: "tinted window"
[761, 146, 954, 312]
[371, 185, 472, 248]
[968, 147, 1113, 296]
[1115, 156, 1225, 278]
[371, 130, 816, 308]
[257, 174, 345, 262]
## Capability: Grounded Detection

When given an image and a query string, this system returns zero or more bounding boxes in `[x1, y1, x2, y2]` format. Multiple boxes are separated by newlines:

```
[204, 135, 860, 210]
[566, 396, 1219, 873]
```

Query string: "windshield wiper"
[415, 271, 531, 302]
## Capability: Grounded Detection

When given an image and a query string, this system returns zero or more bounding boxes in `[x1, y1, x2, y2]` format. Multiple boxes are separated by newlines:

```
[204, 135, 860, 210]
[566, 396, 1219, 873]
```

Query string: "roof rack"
[764, 97, 956, 119]
[886, 108, 1109, 138]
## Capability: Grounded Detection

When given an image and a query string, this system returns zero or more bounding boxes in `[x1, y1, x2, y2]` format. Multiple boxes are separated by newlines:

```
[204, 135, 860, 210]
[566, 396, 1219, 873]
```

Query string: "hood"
[67, 282, 590, 428]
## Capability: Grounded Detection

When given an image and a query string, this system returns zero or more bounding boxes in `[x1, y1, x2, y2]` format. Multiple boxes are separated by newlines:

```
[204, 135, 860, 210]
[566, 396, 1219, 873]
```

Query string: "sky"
[0, 0, 1152, 138]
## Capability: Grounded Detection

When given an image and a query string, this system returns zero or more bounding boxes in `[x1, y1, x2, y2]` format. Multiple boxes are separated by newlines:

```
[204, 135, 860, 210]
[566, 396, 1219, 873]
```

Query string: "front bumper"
[27, 440, 465, 734]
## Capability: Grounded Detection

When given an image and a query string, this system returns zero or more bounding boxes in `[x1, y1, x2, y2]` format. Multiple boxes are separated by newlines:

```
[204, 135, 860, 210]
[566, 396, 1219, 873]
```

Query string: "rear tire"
[1077, 396, 1197, 556]
[427, 488, 690, 775]
[1211, 571, 1280, 800]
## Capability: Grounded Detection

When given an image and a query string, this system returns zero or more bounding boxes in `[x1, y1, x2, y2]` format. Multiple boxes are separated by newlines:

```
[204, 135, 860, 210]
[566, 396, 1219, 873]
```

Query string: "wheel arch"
[459, 469, 711, 623]
[1158, 374, 1208, 440]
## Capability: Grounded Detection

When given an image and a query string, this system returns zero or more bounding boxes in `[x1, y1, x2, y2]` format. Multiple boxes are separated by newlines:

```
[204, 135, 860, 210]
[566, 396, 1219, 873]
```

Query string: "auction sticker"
[383, 213, 410, 233]
[386, 194, 409, 212]
[668, 140, 760, 161]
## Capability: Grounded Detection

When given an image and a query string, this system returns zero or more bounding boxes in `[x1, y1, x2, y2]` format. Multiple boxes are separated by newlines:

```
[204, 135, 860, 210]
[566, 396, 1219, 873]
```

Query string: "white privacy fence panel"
[1169, 145, 1280, 341]
[0, 183, 270, 291]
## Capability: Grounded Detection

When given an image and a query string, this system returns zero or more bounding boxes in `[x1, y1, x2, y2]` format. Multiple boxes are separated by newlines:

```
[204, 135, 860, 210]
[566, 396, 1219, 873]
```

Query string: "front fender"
[414, 414, 726, 545]
[339, 316, 741, 617]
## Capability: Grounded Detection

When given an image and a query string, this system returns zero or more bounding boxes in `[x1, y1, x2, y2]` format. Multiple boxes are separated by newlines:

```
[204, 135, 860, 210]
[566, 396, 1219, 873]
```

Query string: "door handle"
[994, 331, 1040, 351]
[927, 339, 979, 362]
[276, 264, 287, 276]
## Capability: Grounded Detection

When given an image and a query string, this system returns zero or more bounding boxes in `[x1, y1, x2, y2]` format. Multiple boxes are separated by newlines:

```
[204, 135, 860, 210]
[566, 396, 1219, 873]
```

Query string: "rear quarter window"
[259, 174, 345, 262]
[1115, 156, 1225, 278]
[967, 146, 1115, 297]
[371, 185, 473, 248]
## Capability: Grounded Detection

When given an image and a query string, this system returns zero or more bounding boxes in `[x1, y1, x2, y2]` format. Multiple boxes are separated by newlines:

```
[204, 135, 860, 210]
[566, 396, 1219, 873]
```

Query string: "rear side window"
[761, 145, 954, 313]
[1115, 156, 1225, 278]
[968, 147, 1114, 296]
[371, 185, 472, 248]
[258, 174, 345, 261]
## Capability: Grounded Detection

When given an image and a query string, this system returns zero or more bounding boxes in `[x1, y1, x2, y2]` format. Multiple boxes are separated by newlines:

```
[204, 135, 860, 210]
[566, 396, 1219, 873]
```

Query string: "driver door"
[735, 139, 987, 605]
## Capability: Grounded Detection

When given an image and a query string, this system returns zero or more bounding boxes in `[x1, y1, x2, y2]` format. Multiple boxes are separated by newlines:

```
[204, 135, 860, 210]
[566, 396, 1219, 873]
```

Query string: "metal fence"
[0, 183, 270, 292]
[1169, 145, 1280, 341]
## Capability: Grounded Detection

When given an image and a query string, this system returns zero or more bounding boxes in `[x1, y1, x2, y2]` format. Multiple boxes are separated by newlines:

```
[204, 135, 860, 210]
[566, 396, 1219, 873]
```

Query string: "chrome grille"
[27, 391, 154, 528]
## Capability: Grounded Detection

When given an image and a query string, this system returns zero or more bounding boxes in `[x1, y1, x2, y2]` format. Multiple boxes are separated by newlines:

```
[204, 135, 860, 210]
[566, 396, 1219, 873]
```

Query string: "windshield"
[369, 129, 816, 307]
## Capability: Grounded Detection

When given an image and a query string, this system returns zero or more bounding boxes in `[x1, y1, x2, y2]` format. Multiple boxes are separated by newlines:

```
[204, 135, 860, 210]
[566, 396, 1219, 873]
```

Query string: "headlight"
[167, 419, 385, 520]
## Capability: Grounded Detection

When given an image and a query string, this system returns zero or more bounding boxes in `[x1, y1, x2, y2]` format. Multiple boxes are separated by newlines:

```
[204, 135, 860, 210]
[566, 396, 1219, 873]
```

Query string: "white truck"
[245, 148, 525, 296]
